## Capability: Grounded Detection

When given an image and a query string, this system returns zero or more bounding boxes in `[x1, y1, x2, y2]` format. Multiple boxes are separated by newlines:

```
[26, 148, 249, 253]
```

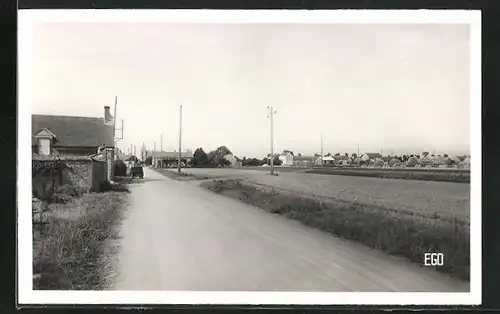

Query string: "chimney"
[104, 106, 113, 124]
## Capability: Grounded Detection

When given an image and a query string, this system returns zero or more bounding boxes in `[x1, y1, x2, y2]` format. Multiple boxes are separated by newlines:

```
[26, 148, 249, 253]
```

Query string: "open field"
[156, 167, 470, 222]
[240, 166, 470, 183]
[33, 186, 129, 290]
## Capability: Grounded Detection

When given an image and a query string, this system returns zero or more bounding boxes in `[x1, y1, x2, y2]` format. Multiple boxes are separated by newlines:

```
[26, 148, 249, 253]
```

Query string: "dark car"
[131, 165, 144, 179]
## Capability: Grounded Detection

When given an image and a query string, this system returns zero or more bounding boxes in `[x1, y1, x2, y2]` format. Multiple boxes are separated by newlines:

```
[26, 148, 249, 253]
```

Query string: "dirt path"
[112, 167, 468, 292]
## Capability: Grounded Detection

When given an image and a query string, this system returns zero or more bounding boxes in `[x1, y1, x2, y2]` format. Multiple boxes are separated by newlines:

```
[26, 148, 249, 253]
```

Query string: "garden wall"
[32, 156, 108, 198]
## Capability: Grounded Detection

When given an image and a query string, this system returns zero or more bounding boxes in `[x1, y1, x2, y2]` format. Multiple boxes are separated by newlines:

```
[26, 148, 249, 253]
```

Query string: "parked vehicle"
[130, 165, 144, 179]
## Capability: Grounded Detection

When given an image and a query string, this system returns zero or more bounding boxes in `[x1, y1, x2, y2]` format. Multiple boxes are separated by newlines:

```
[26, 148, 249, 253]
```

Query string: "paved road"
[112, 167, 469, 292]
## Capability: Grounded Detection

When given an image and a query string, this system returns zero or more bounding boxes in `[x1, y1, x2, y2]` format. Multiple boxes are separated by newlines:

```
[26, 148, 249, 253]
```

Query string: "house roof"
[332, 155, 348, 160]
[32, 114, 113, 147]
[363, 153, 383, 159]
[294, 156, 314, 161]
[148, 151, 194, 158]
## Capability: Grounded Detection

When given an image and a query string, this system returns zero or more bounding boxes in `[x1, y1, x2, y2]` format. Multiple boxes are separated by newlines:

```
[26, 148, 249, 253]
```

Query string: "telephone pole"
[267, 106, 277, 175]
[160, 133, 163, 151]
[320, 135, 324, 167]
[357, 143, 360, 157]
[153, 142, 157, 167]
[178, 104, 183, 173]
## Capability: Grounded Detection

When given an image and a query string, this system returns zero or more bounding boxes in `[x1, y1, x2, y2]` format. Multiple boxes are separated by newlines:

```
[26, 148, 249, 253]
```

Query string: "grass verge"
[32, 184, 129, 290]
[202, 179, 470, 281]
[306, 168, 470, 183]
[153, 168, 210, 180]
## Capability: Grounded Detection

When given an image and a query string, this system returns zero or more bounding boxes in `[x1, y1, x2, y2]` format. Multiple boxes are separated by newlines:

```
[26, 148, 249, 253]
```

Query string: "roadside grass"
[202, 179, 470, 282]
[33, 184, 129, 290]
[154, 168, 210, 180]
[306, 168, 470, 183]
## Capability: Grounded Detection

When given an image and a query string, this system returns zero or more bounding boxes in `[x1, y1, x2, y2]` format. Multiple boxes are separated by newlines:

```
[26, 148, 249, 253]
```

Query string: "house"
[32, 106, 115, 181]
[360, 153, 383, 162]
[293, 155, 315, 167]
[149, 150, 194, 168]
[32, 106, 114, 157]
[316, 155, 335, 166]
[224, 154, 242, 168]
[279, 151, 294, 166]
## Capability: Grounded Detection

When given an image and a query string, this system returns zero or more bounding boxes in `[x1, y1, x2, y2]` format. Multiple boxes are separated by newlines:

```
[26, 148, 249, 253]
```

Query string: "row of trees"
[192, 146, 232, 167]
[240, 155, 283, 167]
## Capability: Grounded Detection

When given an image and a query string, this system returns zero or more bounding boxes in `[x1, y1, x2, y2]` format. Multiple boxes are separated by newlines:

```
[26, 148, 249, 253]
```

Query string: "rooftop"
[32, 114, 114, 147]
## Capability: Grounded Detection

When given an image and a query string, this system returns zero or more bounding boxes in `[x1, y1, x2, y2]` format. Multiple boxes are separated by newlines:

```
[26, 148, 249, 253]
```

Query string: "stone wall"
[32, 157, 108, 197]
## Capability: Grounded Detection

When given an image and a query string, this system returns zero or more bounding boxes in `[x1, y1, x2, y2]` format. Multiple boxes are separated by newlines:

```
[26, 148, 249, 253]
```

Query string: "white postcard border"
[17, 9, 482, 306]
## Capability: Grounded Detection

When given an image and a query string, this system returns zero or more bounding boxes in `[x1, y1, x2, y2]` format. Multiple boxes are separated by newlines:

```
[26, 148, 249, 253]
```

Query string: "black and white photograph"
[18, 10, 481, 305]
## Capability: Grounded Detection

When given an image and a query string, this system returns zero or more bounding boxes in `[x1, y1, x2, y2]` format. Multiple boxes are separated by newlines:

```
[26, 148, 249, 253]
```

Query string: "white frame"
[18, 9, 481, 306]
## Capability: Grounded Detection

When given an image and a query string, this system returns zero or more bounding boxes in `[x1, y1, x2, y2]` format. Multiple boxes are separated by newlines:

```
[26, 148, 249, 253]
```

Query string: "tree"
[352, 153, 357, 159]
[207, 147, 232, 167]
[216, 146, 232, 158]
[145, 156, 153, 165]
[192, 147, 208, 167]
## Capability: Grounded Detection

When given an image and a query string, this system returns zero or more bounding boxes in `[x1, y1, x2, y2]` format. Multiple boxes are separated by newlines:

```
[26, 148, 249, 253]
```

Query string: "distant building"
[224, 154, 242, 168]
[279, 151, 294, 166]
[316, 155, 335, 166]
[293, 155, 315, 167]
[148, 150, 194, 168]
[360, 153, 383, 162]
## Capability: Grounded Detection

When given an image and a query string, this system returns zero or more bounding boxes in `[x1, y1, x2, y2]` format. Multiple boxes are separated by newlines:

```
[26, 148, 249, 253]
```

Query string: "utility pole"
[178, 104, 183, 173]
[320, 135, 324, 167]
[110, 96, 118, 180]
[267, 106, 277, 175]
[153, 142, 157, 167]
[160, 133, 163, 151]
[357, 143, 360, 157]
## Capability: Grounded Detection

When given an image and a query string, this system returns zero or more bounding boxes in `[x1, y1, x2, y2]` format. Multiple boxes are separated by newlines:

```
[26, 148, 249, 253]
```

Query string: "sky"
[30, 22, 470, 158]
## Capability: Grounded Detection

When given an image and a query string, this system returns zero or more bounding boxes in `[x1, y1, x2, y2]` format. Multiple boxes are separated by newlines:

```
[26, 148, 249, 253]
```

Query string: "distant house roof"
[149, 151, 194, 158]
[32, 114, 113, 147]
[363, 153, 383, 159]
[332, 155, 348, 160]
[294, 156, 314, 161]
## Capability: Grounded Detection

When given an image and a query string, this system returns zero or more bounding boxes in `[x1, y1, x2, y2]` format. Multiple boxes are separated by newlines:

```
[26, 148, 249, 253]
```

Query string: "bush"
[419, 156, 432, 167]
[389, 158, 400, 167]
[406, 156, 418, 167]
[114, 160, 127, 177]
[374, 159, 385, 167]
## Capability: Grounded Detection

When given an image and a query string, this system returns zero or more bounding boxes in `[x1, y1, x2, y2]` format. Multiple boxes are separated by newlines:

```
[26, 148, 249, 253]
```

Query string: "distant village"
[118, 146, 471, 170]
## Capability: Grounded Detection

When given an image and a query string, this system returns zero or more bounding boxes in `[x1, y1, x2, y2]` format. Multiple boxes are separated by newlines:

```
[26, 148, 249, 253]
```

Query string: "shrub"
[406, 156, 418, 167]
[374, 158, 385, 167]
[419, 156, 432, 167]
[389, 158, 400, 167]
[114, 160, 127, 177]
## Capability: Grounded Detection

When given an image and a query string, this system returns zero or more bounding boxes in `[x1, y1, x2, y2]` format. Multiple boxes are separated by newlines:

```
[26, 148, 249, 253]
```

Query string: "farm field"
[162, 167, 470, 222]
[240, 166, 470, 183]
